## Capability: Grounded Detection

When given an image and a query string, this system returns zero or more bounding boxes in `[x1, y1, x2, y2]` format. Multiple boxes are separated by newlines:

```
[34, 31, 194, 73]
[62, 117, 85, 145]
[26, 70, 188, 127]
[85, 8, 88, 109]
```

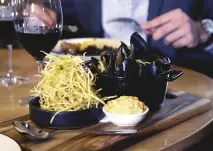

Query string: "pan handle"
[166, 70, 184, 81]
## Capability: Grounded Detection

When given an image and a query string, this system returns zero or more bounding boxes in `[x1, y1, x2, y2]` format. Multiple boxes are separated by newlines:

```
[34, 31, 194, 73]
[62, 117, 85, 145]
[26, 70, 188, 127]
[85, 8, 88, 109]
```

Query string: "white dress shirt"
[102, 0, 149, 42]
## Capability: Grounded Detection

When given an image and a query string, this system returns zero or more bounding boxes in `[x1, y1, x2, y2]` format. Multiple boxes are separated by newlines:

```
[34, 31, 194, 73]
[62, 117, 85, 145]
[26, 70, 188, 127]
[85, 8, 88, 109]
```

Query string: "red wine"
[0, 5, 16, 46]
[0, 21, 16, 45]
[16, 28, 61, 61]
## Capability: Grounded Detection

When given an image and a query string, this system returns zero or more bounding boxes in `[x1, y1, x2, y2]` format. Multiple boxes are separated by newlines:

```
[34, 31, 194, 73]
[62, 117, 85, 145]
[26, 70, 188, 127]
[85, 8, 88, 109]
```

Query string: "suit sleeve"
[202, 0, 213, 19]
[60, 0, 89, 38]
[197, 0, 213, 55]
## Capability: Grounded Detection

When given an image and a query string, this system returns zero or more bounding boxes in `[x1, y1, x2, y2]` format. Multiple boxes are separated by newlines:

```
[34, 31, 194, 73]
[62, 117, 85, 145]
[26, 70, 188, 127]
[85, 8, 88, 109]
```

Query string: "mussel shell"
[114, 42, 130, 75]
[119, 58, 140, 78]
[100, 49, 112, 65]
[91, 57, 99, 66]
[107, 51, 116, 76]
[146, 64, 160, 78]
[136, 60, 147, 77]
[84, 57, 101, 74]
[130, 32, 148, 59]
[146, 54, 172, 72]
[155, 56, 171, 68]
[100, 48, 116, 75]
[120, 41, 131, 57]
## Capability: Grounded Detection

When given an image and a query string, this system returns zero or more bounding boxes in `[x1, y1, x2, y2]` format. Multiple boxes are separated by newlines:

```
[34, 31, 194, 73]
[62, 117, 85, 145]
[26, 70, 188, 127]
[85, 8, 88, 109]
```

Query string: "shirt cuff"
[202, 34, 213, 55]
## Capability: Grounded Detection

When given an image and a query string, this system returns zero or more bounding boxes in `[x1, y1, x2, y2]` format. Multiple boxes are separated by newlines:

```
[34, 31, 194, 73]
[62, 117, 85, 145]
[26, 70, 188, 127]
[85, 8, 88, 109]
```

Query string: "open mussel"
[95, 33, 151, 77]
[87, 32, 184, 110]
[100, 49, 112, 66]
[87, 32, 173, 80]
[100, 42, 131, 76]
[146, 63, 160, 78]
[99, 48, 115, 75]
[120, 41, 131, 57]
[84, 57, 103, 74]
[130, 32, 148, 60]
[114, 42, 130, 76]
[118, 58, 141, 78]
[148, 54, 171, 70]
[156, 56, 171, 70]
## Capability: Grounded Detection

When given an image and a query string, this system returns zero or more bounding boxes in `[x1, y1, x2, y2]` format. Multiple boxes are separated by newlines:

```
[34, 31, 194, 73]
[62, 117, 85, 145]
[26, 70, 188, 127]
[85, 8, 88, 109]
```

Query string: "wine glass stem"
[7, 44, 14, 78]
[36, 60, 43, 75]
[36, 60, 43, 83]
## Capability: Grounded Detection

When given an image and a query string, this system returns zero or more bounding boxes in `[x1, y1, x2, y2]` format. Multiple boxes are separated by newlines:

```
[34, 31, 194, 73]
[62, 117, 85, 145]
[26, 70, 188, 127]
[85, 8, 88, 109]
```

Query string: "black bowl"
[95, 70, 184, 110]
[29, 97, 104, 129]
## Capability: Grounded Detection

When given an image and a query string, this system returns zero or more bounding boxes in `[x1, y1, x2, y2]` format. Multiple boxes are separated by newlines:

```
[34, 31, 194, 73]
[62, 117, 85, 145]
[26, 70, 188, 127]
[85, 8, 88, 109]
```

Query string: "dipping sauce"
[103, 96, 147, 115]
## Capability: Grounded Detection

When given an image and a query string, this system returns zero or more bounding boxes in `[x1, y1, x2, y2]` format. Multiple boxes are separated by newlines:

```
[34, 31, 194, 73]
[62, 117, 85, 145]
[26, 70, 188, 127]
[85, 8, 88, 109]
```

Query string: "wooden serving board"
[2, 89, 211, 151]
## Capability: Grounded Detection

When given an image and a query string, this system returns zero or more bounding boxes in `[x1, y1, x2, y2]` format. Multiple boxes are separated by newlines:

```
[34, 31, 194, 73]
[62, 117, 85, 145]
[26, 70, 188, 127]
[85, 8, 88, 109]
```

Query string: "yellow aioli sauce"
[103, 96, 147, 115]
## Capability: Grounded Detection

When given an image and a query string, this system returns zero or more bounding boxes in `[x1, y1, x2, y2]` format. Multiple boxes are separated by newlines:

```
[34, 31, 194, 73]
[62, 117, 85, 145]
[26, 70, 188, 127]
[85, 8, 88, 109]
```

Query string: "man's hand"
[33, 4, 56, 27]
[141, 8, 210, 49]
[25, 4, 56, 28]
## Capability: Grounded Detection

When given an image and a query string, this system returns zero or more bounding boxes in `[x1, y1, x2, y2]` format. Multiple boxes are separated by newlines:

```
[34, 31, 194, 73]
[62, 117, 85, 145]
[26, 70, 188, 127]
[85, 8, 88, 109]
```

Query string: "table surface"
[0, 49, 213, 151]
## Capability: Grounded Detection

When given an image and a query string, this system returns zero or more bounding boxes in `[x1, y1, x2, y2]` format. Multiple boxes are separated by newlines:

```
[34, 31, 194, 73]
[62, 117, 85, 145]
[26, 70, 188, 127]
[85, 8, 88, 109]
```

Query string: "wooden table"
[0, 49, 213, 151]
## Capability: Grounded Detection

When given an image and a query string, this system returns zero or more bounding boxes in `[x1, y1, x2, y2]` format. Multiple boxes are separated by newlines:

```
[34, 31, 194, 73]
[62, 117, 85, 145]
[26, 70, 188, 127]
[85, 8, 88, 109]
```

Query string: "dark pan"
[95, 70, 184, 110]
[29, 97, 104, 129]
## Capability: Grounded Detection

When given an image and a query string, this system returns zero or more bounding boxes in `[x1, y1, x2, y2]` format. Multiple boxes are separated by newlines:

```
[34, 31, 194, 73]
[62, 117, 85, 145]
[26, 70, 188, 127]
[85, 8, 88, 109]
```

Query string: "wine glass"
[13, 0, 63, 76]
[0, 0, 29, 87]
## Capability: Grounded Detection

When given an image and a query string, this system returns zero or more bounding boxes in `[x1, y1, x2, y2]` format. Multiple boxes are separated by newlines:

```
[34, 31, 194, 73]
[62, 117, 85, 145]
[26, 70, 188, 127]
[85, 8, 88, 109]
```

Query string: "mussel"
[87, 32, 183, 110]
[120, 41, 131, 57]
[84, 57, 102, 74]
[87, 32, 173, 80]
[156, 57, 171, 70]
[130, 32, 148, 60]
[146, 63, 160, 78]
[119, 58, 140, 78]
[100, 49, 112, 67]
[114, 42, 130, 76]
[148, 54, 171, 70]
[100, 42, 131, 76]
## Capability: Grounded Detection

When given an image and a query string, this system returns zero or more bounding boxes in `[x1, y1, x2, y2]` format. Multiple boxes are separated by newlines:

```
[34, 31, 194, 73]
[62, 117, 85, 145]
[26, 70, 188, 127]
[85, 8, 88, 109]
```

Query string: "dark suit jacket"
[61, 0, 213, 77]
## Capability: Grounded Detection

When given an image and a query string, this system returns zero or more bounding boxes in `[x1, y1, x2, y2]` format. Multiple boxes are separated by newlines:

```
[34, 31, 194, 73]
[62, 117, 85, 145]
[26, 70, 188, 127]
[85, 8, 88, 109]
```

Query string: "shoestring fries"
[31, 53, 105, 124]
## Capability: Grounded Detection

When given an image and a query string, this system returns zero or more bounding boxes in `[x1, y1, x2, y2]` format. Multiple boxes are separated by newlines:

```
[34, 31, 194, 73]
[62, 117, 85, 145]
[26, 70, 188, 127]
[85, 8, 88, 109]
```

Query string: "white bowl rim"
[102, 106, 149, 117]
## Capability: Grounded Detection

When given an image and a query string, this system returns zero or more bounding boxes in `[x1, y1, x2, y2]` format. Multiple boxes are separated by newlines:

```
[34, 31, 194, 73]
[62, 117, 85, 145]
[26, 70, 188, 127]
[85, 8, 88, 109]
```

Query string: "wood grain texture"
[2, 91, 211, 151]
[0, 49, 213, 151]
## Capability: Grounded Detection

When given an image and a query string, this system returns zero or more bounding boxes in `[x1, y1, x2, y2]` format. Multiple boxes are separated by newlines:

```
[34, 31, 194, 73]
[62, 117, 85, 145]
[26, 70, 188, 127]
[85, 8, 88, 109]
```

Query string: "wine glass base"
[0, 76, 29, 87]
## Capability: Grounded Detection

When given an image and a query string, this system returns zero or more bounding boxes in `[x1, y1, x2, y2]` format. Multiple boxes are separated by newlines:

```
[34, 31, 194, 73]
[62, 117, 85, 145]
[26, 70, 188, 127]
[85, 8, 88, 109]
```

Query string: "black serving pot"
[29, 97, 104, 129]
[95, 70, 184, 110]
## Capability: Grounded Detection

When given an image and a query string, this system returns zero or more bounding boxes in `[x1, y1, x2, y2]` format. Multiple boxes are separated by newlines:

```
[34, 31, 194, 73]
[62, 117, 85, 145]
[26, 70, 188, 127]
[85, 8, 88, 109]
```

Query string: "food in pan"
[85, 32, 172, 79]
[85, 32, 182, 109]
[31, 53, 106, 123]
[103, 96, 147, 115]
[30, 32, 182, 126]
[60, 40, 117, 55]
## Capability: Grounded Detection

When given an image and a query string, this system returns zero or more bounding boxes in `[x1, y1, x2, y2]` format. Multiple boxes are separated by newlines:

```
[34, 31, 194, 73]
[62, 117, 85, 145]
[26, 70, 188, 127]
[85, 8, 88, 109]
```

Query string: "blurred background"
[0, 0, 101, 48]
[0, 24, 75, 48]
[0, 22, 88, 48]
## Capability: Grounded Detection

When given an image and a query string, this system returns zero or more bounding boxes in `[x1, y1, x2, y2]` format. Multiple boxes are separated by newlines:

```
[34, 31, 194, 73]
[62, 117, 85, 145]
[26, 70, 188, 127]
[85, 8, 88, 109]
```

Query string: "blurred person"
[25, 0, 213, 77]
